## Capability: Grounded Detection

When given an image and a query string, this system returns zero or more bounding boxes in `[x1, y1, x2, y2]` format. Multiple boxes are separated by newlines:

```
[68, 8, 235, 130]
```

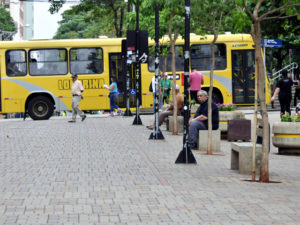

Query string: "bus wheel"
[28, 96, 54, 120]
[212, 92, 222, 104]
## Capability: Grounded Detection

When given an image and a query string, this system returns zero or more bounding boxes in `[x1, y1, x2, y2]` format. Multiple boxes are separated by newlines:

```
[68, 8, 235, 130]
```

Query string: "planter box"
[272, 122, 300, 155]
[219, 111, 245, 139]
[219, 111, 245, 131]
[227, 119, 251, 141]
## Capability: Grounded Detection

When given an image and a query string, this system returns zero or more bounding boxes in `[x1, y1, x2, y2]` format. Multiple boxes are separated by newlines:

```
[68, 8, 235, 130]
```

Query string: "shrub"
[294, 113, 300, 122]
[281, 113, 293, 122]
[217, 103, 236, 111]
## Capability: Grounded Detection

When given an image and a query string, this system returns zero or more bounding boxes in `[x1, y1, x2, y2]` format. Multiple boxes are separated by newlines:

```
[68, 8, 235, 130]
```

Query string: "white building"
[4, 0, 78, 41]
[3, 0, 33, 41]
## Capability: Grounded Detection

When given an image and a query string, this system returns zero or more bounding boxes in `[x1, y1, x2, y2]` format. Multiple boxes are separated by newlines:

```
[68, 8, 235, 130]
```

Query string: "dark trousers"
[190, 90, 199, 103]
[109, 92, 120, 113]
[188, 120, 207, 146]
[279, 96, 292, 115]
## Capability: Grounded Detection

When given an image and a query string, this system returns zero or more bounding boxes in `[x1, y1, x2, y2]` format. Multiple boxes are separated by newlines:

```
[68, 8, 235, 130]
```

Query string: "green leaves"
[0, 6, 16, 32]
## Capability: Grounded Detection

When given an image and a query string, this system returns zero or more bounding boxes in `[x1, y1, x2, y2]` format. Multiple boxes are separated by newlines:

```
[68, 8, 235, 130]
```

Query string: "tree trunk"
[252, 21, 270, 182]
[168, 13, 178, 135]
[207, 36, 217, 155]
[171, 37, 178, 135]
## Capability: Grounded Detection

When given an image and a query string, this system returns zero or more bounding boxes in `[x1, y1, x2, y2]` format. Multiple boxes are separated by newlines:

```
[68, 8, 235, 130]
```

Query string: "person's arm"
[189, 114, 207, 126]
[271, 87, 280, 102]
[201, 74, 204, 85]
[106, 83, 115, 91]
[168, 101, 174, 110]
[176, 94, 183, 110]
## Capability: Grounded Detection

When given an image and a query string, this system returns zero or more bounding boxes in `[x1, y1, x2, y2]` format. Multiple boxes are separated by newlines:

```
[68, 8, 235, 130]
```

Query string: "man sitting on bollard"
[147, 85, 183, 129]
[188, 90, 219, 149]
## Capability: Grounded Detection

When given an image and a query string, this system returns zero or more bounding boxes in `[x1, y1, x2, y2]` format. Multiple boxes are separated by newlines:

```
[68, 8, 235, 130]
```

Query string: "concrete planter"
[219, 111, 245, 132]
[272, 122, 300, 154]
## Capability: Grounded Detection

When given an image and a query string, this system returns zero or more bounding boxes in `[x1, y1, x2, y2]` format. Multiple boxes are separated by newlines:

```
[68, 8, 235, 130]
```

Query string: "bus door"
[231, 50, 255, 104]
[109, 53, 137, 108]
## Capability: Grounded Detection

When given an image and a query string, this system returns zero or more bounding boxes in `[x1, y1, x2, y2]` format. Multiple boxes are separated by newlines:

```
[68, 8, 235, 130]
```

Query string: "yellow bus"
[147, 33, 271, 106]
[0, 34, 270, 120]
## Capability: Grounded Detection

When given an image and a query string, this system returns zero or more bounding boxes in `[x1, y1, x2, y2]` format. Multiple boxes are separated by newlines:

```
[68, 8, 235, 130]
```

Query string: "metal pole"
[175, 0, 196, 164]
[132, 1, 142, 125]
[252, 54, 258, 181]
[149, 5, 164, 139]
[124, 2, 132, 117]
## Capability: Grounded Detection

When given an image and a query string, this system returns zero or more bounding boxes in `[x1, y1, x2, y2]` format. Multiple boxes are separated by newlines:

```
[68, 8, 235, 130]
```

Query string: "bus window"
[191, 44, 227, 70]
[148, 45, 184, 72]
[29, 49, 68, 76]
[70, 48, 103, 75]
[6, 50, 27, 76]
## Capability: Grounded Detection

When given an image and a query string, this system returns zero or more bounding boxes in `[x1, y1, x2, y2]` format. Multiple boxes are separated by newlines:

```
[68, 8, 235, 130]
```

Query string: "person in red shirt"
[189, 68, 204, 102]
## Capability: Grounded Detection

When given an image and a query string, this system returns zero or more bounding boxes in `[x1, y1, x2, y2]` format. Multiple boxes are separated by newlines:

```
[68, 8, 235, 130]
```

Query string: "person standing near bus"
[160, 73, 172, 104]
[68, 74, 87, 123]
[271, 69, 294, 115]
[189, 68, 204, 102]
[105, 76, 123, 117]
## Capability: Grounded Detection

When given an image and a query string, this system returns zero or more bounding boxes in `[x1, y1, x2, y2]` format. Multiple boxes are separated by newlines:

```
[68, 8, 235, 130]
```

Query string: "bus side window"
[6, 50, 27, 76]
[29, 49, 68, 76]
[191, 44, 227, 71]
[70, 48, 103, 75]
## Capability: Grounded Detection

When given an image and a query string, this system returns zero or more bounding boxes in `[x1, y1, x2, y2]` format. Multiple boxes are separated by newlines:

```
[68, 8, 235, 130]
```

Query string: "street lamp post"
[132, 1, 142, 125]
[175, 0, 196, 164]
[123, 0, 132, 116]
[149, 5, 164, 139]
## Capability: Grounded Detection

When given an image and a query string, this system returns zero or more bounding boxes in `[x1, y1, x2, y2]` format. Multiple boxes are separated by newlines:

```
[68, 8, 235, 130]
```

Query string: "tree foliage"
[50, 0, 127, 37]
[54, 10, 106, 39]
[0, 6, 16, 40]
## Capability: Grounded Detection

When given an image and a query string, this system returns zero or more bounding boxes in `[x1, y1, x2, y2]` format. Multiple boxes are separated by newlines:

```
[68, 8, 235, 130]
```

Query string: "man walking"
[68, 74, 87, 123]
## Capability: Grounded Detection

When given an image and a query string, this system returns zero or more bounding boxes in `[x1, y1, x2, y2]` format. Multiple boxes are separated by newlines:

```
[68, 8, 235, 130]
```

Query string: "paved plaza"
[0, 111, 299, 225]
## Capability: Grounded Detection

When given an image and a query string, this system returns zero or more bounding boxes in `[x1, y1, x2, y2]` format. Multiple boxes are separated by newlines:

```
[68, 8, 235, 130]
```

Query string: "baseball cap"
[176, 85, 180, 90]
[72, 74, 78, 78]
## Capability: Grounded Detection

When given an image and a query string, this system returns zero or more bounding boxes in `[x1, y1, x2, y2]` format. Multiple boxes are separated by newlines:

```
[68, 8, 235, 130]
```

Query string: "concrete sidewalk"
[0, 113, 299, 225]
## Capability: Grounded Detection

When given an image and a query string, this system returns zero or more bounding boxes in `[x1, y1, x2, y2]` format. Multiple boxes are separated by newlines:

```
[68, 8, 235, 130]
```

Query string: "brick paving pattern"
[0, 112, 299, 225]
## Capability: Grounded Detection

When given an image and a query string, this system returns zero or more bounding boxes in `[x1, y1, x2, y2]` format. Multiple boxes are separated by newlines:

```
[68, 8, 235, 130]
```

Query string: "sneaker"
[118, 110, 123, 116]
[68, 120, 76, 123]
[107, 114, 114, 118]
[81, 115, 87, 122]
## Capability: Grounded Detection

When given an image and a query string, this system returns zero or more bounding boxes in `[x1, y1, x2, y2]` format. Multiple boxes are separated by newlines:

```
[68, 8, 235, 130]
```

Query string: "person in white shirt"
[68, 74, 87, 122]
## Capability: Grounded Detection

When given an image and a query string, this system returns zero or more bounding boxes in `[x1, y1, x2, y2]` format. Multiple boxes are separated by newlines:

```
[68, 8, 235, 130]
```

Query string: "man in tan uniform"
[68, 74, 87, 122]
